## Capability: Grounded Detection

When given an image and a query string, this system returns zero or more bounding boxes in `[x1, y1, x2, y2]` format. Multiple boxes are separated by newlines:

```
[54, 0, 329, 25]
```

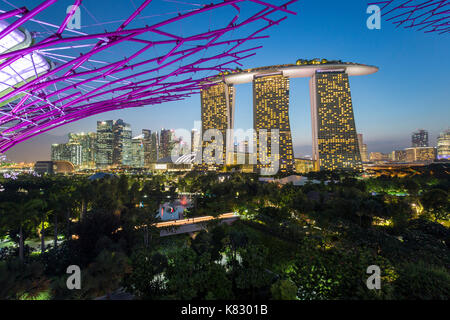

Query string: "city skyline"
[44, 119, 448, 171]
[4, 117, 448, 163]
[2, 0, 450, 163]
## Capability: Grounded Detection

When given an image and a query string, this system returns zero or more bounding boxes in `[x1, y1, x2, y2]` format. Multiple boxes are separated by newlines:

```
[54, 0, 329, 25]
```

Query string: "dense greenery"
[0, 163, 449, 300]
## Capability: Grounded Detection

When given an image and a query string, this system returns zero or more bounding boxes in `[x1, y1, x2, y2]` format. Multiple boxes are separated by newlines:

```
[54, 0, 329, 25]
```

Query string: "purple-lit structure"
[0, 0, 297, 152]
[369, 0, 449, 34]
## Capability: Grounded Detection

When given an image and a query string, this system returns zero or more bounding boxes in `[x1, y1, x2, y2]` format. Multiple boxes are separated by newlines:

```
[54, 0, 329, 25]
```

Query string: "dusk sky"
[3, 0, 449, 162]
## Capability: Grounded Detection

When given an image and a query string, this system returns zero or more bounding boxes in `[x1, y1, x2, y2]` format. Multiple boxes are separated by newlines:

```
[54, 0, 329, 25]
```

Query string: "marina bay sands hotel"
[200, 59, 378, 173]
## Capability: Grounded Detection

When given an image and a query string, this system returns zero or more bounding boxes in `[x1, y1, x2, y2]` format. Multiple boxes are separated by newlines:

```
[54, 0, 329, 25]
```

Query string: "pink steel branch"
[369, 0, 449, 34]
[0, 0, 298, 152]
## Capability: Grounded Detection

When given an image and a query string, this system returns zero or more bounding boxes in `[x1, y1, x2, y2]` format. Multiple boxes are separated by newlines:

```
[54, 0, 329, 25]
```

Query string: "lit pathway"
[156, 212, 239, 237]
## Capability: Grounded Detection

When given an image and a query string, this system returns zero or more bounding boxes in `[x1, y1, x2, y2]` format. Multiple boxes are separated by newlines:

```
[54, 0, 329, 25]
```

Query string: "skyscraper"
[51, 143, 69, 162]
[51, 142, 82, 166]
[199, 61, 377, 173]
[142, 129, 152, 166]
[200, 82, 235, 168]
[412, 129, 429, 147]
[96, 120, 114, 168]
[357, 133, 368, 162]
[150, 131, 159, 162]
[131, 135, 145, 167]
[112, 119, 132, 166]
[159, 129, 174, 159]
[68, 132, 96, 168]
[253, 74, 294, 173]
[437, 129, 450, 160]
[310, 71, 362, 171]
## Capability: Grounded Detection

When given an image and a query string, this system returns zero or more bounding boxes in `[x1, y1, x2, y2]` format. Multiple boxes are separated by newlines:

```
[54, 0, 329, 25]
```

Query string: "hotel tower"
[310, 70, 362, 171]
[253, 74, 294, 172]
[200, 61, 377, 173]
[200, 82, 235, 169]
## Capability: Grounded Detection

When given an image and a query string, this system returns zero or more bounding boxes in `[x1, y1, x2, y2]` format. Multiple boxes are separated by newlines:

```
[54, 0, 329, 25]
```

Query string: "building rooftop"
[204, 60, 378, 85]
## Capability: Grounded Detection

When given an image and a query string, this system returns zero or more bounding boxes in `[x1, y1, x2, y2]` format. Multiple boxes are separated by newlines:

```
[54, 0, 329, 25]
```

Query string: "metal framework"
[369, 0, 449, 34]
[0, 0, 297, 152]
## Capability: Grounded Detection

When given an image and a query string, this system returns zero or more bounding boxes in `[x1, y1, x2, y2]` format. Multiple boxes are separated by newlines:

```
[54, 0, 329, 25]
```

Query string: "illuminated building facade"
[68, 132, 96, 168]
[131, 135, 145, 167]
[437, 129, 450, 160]
[199, 62, 377, 173]
[159, 129, 174, 160]
[112, 119, 132, 166]
[369, 152, 390, 162]
[392, 150, 407, 162]
[96, 120, 114, 168]
[294, 158, 316, 174]
[200, 82, 235, 168]
[412, 129, 429, 147]
[150, 131, 159, 162]
[310, 71, 362, 171]
[253, 74, 294, 173]
[405, 147, 436, 162]
[51, 142, 82, 167]
[142, 129, 152, 166]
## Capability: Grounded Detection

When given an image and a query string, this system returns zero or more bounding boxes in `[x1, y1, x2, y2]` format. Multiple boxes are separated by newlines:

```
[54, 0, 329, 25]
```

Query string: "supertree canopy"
[0, 0, 298, 152]
[369, 0, 449, 34]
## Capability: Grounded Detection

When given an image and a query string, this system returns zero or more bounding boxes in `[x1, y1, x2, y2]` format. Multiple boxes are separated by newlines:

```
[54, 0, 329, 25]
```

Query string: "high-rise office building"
[51, 142, 82, 166]
[200, 82, 235, 168]
[253, 74, 294, 173]
[357, 133, 368, 162]
[150, 131, 159, 162]
[412, 129, 429, 147]
[437, 129, 449, 160]
[131, 135, 145, 167]
[112, 119, 132, 166]
[159, 129, 174, 159]
[310, 71, 362, 171]
[142, 129, 152, 166]
[68, 132, 96, 168]
[51, 143, 69, 162]
[96, 120, 114, 168]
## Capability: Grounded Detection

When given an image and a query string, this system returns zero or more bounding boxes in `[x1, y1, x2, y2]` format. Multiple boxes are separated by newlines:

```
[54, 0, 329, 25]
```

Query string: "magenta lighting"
[0, 0, 298, 152]
[369, 0, 450, 34]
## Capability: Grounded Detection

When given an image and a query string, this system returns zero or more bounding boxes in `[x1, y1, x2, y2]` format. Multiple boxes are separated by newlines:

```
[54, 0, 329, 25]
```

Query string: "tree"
[234, 244, 273, 299]
[394, 261, 450, 299]
[387, 197, 413, 232]
[165, 248, 233, 300]
[270, 279, 298, 300]
[421, 189, 449, 222]
[126, 207, 159, 248]
[124, 249, 168, 298]
[0, 258, 49, 299]
[0, 198, 43, 261]
[81, 250, 130, 299]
